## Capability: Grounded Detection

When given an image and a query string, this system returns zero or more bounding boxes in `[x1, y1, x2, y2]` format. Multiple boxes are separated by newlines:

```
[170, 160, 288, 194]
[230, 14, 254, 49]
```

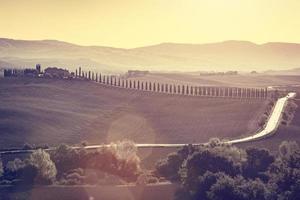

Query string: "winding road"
[0, 92, 296, 155]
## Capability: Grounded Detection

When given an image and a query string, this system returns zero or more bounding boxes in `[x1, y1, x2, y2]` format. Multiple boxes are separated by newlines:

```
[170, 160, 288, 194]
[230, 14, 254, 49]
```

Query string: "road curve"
[0, 92, 296, 155]
[227, 92, 296, 144]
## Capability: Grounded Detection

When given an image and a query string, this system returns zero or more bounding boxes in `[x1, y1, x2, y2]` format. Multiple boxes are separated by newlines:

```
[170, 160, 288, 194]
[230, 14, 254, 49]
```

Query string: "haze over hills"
[1, 38, 300, 73]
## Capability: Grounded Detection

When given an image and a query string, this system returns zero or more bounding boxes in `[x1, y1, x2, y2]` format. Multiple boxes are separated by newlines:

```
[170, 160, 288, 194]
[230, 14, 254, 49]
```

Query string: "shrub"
[23, 143, 33, 150]
[182, 149, 241, 189]
[51, 141, 141, 183]
[175, 171, 226, 200]
[3, 149, 57, 185]
[172, 140, 300, 200]
[155, 152, 183, 181]
[65, 172, 84, 185]
[155, 145, 195, 181]
[136, 172, 159, 185]
[207, 175, 244, 200]
[279, 141, 299, 159]
[5, 159, 38, 185]
[29, 149, 57, 184]
[242, 148, 274, 180]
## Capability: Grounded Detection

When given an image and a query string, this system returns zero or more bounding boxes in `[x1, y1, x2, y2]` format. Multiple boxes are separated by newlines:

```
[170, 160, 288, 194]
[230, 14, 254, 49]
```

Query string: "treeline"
[0, 140, 142, 185]
[155, 138, 300, 200]
[75, 67, 269, 99]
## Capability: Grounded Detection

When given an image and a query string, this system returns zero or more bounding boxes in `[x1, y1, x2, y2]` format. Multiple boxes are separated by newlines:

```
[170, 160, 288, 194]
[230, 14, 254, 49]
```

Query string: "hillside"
[127, 73, 300, 87]
[0, 78, 268, 150]
[1, 38, 300, 72]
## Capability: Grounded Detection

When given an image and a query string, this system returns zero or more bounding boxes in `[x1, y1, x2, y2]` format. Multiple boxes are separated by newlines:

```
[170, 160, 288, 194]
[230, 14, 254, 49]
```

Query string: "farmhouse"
[127, 70, 149, 77]
[44, 67, 71, 79]
[3, 64, 42, 77]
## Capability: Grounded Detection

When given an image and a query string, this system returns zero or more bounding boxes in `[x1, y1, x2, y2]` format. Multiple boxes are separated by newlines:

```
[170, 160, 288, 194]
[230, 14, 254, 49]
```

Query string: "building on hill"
[44, 67, 71, 78]
[127, 70, 149, 77]
[3, 64, 75, 79]
[3, 64, 43, 77]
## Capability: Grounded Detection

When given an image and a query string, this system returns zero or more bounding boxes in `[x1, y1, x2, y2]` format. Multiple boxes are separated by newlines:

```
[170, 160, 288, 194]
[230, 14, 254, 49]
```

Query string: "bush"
[65, 172, 84, 185]
[136, 172, 159, 185]
[23, 143, 33, 150]
[51, 141, 141, 183]
[182, 149, 241, 189]
[175, 171, 225, 200]
[5, 159, 38, 185]
[162, 139, 300, 200]
[207, 175, 244, 200]
[3, 149, 56, 185]
[279, 141, 299, 159]
[50, 144, 87, 176]
[155, 145, 195, 181]
[242, 148, 274, 180]
[29, 149, 57, 184]
[155, 153, 183, 181]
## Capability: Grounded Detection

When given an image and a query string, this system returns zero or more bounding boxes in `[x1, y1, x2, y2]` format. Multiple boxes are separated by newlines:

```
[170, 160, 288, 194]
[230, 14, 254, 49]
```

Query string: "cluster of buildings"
[3, 64, 73, 79]
[126, 70, 150, 77]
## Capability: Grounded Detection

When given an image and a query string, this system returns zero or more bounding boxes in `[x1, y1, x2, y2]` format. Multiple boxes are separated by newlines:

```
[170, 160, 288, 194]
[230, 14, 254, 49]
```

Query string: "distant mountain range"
[1, 38, 300, 73]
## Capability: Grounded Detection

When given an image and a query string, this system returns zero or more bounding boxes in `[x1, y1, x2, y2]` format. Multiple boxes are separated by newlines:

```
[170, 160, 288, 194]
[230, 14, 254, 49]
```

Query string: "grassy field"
[0, 78, 268, 150]
[128, 73, 300, 88]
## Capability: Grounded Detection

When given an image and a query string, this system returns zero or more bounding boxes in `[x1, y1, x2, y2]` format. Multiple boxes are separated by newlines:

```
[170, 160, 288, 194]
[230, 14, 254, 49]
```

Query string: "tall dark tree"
[242, 148, 274, 180]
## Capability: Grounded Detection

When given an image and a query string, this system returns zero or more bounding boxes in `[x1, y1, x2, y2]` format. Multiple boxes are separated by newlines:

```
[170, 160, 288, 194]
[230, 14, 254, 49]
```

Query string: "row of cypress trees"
[75, 68, 268, 99]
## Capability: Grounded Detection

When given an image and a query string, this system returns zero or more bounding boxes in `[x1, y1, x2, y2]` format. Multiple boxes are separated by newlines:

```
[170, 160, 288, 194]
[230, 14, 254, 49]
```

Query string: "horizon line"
[1, 37, 300, 49]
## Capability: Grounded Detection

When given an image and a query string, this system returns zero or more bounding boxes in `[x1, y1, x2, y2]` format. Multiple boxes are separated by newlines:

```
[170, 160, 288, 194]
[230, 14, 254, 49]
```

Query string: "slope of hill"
[127, 73, 300, 87]
[1, 38, 300, 72]
[0, 78, 268, 149]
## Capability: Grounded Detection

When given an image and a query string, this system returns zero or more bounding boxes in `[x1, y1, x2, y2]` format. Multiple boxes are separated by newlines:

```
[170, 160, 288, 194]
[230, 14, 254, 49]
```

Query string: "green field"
[0, 78, 267, 150]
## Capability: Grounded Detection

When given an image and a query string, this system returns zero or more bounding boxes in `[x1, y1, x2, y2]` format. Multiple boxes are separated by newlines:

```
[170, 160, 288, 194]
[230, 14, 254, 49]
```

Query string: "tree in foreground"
[157, 139, 300, 200]
[3, 149, 57, 185]
[29, 149, 57, 184]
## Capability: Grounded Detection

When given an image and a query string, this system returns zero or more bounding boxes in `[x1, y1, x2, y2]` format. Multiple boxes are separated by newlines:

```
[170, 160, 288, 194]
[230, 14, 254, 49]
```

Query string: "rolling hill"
[0, 78, 268, 150]
[1, 38, 300, 73]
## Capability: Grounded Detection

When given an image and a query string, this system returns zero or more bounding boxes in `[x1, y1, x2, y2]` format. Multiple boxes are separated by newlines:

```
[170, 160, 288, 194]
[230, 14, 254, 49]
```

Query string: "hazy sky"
[1, 0, 300, 48]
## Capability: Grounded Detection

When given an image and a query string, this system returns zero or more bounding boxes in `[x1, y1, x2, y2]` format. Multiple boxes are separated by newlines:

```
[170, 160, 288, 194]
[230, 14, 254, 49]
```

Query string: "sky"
[0, 0, 300, 48]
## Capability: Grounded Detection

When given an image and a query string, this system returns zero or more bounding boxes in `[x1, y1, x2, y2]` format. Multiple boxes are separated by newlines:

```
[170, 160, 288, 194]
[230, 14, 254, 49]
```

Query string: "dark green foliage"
[186, 149, 241, 176]
[207, 176, 272, 200]
[175, 171, 225, 200]
[3, 149, 56, 185]
[0, 141, 141, 185]
[51, 141, 141, 182]
[155, 145, 194, 181]
[155, 153, 183, 181]
[242, 148, 274, 180]
[156, 140, 300, 200]
[4, 158, 38, 185]
[50, 144, 88, 176]
[287, 180, 300, 200]
[207, 175, 244, 200]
